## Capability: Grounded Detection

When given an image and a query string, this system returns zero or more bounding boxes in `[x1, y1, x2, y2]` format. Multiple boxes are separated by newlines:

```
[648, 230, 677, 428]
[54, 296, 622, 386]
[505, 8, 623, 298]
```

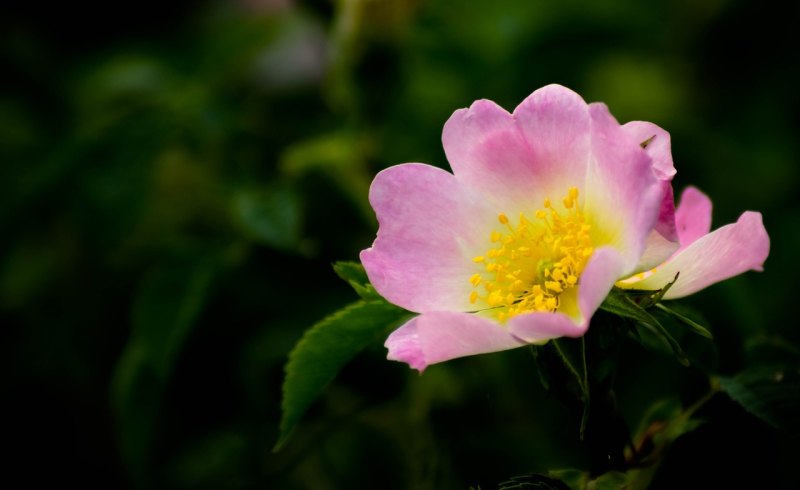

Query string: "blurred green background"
[2, 0, 798, 488]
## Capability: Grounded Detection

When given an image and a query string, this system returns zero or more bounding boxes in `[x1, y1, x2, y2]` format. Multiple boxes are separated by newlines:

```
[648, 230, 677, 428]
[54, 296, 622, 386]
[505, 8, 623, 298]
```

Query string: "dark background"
[2, 0, 798, 488]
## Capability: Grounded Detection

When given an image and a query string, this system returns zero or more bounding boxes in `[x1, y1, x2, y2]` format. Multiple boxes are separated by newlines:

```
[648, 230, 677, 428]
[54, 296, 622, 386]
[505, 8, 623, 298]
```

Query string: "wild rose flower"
[360, 84, 769, 372]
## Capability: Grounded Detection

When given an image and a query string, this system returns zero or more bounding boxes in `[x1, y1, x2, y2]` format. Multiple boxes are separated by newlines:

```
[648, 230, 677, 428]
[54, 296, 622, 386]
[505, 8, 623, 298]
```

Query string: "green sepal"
[600, 288, 689, 366]
[654, 303, 713, 339]
[616, 272, 678, 309]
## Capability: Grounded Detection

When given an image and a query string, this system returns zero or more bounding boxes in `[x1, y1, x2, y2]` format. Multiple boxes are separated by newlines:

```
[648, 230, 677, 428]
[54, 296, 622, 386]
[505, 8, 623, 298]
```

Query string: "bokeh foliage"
[2, 0, 798, 488]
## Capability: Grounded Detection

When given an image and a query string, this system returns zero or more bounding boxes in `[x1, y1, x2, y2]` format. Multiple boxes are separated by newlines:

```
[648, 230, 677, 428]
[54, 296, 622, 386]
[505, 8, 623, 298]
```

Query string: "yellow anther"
[567, 275, 578, 285]
[546, 297, 558, 310]
[470, 291, 478, 304]
[569, 187, 579, 200]
[470, 274, 482, 286]
[498, 213, 509, 224]
[473, 256, 485, 263]
[543, 198, 551, 208]
[491, 231, 501, 242]
[546, 281, 563, 293]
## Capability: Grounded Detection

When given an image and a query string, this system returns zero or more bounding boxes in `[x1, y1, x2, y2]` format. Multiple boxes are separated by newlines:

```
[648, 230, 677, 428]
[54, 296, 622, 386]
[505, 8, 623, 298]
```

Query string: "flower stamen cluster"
[470, 187, 593, 321]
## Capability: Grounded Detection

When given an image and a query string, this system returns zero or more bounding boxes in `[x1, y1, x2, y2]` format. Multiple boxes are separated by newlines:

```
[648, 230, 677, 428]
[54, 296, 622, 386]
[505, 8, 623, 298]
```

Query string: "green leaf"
[719, 365, 800, 435]
[275, 300, 410, 451]
[111, 260, 216, 486]
[333, 260, 381, 300]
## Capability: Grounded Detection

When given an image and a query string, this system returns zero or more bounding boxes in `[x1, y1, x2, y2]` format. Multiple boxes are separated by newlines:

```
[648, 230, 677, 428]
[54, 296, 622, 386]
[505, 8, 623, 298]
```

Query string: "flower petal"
[620, 121, 675, 181]
[385, 312, 526, 372]
[583, 104, 665, 272]
[360, 163, 495, 313]
[622, 121, 679, 270]
[620, 212, 769, 299]
[675, 186, 712, 249]
[637, 187, 679, 272]
[512, 84, 593, 195]
[508, 247, 626, 342]
[442, 84, 591, 213]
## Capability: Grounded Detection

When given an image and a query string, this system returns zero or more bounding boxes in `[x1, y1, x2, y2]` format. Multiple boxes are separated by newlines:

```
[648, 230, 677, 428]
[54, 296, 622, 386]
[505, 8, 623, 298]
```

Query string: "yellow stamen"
[468, 187, 594, 322]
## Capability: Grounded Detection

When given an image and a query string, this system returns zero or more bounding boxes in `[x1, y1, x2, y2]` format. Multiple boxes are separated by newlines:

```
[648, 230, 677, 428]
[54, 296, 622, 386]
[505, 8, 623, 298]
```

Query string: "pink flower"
[360, 85, 769, 372]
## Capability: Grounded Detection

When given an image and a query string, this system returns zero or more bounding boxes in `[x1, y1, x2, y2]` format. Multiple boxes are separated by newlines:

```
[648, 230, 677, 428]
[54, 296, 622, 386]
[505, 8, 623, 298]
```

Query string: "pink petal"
[508, 247, 626, 342]
[636, 186, 679, 271]
[675, 186, 712, 249]
[638, 224, 681, 273]
[622, 121, 679, 270]
[583, 104, 665, 272]
[623, 212, 769, 299]
[385, 312, 526, 372]
[441, 84, 591, 213]
[360, 163, 495, 313]
[620, 121, 676, 181]
[512, 84, 594, 194]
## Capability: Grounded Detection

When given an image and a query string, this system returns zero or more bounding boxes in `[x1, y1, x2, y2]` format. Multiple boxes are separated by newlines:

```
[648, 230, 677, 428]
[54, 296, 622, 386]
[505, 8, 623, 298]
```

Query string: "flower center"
[469, 187, 593, 321]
